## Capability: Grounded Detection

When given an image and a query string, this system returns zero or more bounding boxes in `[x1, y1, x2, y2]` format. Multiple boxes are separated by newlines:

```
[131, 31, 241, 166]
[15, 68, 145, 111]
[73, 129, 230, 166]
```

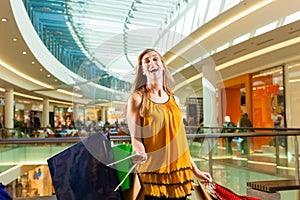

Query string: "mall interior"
[1, 0, 300, 199]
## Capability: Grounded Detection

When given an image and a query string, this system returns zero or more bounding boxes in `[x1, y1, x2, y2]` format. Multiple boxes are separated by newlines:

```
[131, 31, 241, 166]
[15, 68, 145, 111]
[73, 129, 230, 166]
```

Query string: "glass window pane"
[193, 0, 210, 28]
[223, 0, 240, 11]
[252, 66, 284, 129]
[175, 17, 185, 40]
[182, 5, 196, 37]
[216, 42, 230, 52]
[233, 33, 251, 45]
[206, 1, 222, 22]
[283, 10, 300, 25]
[254, 21, 278, 36]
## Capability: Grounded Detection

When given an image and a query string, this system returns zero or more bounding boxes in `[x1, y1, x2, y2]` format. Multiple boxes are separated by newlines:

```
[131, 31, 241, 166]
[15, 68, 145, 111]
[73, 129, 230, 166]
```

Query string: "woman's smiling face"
[141, 51, 164, 82]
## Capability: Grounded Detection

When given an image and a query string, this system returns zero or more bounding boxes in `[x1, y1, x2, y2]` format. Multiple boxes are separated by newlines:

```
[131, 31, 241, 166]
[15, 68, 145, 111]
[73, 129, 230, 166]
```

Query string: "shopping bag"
[47, 133, 122, 200]
[204, 182, 261, 200]
[112, 144, 133, 191]
[0, 183, 12, 200]
[122, 173, 144, 200]
[108, 144, 144, 200]
[191, 181, 213, 200]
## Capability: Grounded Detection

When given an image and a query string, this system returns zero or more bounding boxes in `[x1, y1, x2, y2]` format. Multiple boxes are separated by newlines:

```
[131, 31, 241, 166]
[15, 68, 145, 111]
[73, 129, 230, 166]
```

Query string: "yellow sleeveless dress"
[136, 96, 193, 198]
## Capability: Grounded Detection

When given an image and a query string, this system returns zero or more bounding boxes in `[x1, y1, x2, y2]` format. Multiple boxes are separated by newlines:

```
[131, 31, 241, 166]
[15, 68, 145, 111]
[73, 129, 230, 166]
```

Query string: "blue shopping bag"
[47, 133, 123, 200]
[0, 183, 12, 200]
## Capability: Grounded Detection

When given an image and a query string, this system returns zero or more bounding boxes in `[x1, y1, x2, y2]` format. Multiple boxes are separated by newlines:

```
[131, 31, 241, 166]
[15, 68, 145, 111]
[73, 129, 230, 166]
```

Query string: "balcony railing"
[1, 127, 300, 199]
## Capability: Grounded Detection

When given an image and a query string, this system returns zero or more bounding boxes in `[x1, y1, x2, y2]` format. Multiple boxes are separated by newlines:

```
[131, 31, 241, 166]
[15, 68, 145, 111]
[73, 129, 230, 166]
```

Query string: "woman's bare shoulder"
[128, 92, 143, 105]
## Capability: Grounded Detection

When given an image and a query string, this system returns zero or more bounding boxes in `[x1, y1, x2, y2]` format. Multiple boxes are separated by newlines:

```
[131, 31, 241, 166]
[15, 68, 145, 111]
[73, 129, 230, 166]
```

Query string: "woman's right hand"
[133, 151, 147, 164]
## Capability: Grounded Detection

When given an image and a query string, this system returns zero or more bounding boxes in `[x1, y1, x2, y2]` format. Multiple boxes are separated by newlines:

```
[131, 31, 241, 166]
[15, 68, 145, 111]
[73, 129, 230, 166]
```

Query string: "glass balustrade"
[0, 128, 299, 199]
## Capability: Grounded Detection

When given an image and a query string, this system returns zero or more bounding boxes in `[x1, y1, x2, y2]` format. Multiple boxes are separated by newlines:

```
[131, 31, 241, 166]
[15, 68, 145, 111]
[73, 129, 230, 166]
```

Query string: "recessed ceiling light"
[1, 18, 7, 22]
[22, 51, 27, 55]
[47, 74, 51, 77]
[12, 38, 17, 42]
[40, 68, 43, 72]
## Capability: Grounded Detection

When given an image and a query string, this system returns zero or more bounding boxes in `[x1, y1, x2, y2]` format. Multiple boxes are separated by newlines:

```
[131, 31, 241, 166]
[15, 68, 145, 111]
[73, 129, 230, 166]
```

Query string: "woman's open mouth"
[150, 68, 158, 73]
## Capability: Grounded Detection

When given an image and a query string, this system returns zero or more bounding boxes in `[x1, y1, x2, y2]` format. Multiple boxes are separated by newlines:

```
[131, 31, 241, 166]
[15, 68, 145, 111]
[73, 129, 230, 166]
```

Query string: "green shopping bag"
[111, 144, 133, 191]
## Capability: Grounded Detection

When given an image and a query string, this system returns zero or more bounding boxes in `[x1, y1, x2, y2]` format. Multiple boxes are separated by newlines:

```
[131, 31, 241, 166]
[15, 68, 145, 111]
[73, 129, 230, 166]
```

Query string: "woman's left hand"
[194, 169, 213, 182]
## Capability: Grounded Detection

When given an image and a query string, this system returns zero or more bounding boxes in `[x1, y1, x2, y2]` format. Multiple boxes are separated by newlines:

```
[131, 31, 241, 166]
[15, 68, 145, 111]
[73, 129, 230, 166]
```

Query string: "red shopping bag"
[212, 182, 261, 200]
[201, 181, 261, 200]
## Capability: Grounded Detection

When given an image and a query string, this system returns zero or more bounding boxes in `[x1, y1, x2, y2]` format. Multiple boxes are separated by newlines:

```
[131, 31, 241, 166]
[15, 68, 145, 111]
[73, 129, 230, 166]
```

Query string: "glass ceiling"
[21, 0, 300, 93]
[21, 0, 241, 92]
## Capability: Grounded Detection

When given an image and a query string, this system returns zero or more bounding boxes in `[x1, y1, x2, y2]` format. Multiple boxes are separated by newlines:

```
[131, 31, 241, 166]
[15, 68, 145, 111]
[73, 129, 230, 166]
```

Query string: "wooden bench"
[247, 179, 300, 200]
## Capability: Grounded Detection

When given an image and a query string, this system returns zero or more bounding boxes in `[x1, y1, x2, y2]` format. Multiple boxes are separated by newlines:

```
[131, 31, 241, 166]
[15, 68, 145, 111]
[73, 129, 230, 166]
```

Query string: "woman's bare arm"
[126, 93, 147, 163]
[190, 156, 212, 182]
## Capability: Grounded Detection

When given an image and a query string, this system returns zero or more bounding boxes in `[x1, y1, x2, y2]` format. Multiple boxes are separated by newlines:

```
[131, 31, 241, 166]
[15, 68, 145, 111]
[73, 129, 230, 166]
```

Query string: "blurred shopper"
[102, 127, 110, 140]
[270, 114, 286, 147]
[196, 117, 204, 134]
[126, 49, 212, 200]
[0, 114, 4, 129]
[68, 120, 76, 129]
[85, 117, 92, 128]
[237, 113, 253, 155]
[98, 117, 104, 127]
[274, 114, 283, 129]
[187, 115, 197, 134]
[222, 116, 236, 155]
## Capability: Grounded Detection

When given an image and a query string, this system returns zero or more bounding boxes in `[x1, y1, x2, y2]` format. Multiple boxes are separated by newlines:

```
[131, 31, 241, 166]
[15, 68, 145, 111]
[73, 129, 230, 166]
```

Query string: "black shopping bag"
[47, 133, 123, 200]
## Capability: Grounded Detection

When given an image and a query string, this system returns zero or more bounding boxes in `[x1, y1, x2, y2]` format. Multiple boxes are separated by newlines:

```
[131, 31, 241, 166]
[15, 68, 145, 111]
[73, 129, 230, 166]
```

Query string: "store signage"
[253, 84, 279, 96]
[108, 110, 123, 115]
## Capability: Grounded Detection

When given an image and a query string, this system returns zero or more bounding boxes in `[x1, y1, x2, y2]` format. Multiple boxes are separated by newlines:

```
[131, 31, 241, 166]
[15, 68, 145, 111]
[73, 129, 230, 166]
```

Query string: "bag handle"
[106, 152, 138, 166]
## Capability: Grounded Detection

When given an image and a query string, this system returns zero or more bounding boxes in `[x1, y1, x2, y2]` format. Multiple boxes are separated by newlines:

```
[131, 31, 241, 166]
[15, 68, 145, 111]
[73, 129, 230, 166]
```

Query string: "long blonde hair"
[131, 49, 175, 116]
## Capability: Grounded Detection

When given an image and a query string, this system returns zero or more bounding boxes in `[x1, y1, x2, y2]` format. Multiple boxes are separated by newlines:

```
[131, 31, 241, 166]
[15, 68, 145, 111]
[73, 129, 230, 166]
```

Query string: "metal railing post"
[208, 137, 213, 178]
[294, 135, 300, 200]
[275, 136, 280, 174]
[294, 135, 299, 180]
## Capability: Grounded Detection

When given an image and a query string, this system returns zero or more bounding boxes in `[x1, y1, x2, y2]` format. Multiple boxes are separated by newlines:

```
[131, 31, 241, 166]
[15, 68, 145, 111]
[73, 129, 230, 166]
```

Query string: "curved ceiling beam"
[0, 0, 129, 104]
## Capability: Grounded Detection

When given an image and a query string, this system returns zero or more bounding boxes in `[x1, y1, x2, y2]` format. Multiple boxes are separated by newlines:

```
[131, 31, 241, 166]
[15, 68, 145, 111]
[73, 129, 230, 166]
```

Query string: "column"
[42, 98, 49, 127]
[4, 88, 14, 129]
[73, 103, 79, 122]
[202, 64, 217, 128]
[101, 107, 106, 124]
[202, 62, 218, 163]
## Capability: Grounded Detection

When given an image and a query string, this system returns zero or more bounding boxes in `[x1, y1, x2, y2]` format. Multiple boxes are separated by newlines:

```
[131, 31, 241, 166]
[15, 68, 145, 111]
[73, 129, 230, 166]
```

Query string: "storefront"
[251, 66, 284, 129]
[6, 165, 54, 198]
[218, 65, 285, 151]
[251, 66, 285, 149]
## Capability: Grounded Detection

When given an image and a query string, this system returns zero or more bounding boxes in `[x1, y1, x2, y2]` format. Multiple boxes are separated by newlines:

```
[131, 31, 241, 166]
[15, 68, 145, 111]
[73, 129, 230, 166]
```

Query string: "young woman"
[126, 49, 212, 200]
